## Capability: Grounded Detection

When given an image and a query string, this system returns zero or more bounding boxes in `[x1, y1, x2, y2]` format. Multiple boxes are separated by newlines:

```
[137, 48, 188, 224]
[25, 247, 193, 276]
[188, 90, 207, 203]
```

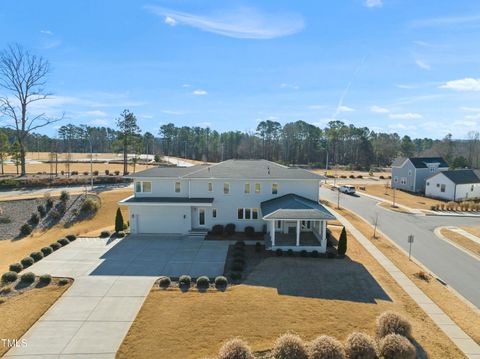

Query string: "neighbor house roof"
[128, 160, 324, 180]
[261, 194, 336, 220]
[429, 169, 480, 185]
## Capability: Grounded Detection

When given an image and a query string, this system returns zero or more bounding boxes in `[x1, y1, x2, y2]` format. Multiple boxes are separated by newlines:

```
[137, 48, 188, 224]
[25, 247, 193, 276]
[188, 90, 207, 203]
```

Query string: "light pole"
[85, 136, 93, 192]
[408, 234, 414, 260]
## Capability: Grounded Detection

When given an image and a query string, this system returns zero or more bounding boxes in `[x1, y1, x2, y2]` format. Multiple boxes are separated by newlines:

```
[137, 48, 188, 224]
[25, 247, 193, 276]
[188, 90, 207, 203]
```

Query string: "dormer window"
[430, 167, 435, 172]
[175, 181, 181, 193]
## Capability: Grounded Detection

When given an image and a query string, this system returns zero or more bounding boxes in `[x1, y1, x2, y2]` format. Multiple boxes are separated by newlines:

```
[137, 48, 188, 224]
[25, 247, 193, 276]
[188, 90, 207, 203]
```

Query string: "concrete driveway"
[5, 235, 229, 358]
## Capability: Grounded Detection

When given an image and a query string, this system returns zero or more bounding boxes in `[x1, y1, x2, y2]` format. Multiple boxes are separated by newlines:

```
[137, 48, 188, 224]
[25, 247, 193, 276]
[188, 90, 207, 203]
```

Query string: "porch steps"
[188, 228, 209, 240]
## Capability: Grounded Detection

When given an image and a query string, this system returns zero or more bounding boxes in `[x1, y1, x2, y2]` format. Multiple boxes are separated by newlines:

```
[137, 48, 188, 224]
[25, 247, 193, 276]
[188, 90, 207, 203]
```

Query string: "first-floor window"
[208, 182, 213, 192]
[272, 183, 278, 195]
[175, 181, 181, 193]
[224, 182, 230, 194]
[252, 208, 258, 219]
[245, 208, 251, 219]
[277, 220, 281, 229]
[135, 182, 141, 192]
[244, 182, 250, 194]
[394, 177, 398, 183]
[471, 185, 475, 192]
[441, 184, 446, 192]
[400, 177, 407, 185]
[237, 208, 244, 219]
[212, 208, 217, 218]
[238, 208, 259, 220]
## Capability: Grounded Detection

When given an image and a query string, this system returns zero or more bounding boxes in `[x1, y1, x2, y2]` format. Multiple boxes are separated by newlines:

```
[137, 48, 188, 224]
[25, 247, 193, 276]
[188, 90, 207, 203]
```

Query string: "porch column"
[322, 221, 327, 241]
[296, 220, 300, 246]
[271, 220, 276, 246]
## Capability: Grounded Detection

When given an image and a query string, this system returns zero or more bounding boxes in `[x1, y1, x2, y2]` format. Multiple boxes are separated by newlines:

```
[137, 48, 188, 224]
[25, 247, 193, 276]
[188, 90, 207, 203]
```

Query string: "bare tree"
[0, 44, 62, 176]
[371, 212, 379, 239]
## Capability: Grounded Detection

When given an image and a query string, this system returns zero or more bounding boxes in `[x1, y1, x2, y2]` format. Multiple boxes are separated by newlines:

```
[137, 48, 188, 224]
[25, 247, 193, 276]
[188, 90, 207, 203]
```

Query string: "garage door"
[137, 207, 188, 234]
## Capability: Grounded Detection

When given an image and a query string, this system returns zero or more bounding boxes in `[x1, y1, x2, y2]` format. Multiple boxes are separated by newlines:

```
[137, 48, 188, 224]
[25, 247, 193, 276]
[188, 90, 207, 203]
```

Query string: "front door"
[198, 208, 206, 226]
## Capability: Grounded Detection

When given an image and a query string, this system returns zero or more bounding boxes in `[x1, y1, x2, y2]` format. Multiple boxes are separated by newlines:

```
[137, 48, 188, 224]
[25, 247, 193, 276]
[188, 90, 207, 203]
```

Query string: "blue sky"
[1, 0, 480, 139]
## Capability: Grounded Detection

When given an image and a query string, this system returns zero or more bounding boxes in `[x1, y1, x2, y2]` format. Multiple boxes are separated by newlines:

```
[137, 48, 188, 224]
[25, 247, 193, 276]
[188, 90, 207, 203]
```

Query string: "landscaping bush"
[30, 251, 44, 262]
[57, 238, 70, 246]
[66, 234, 77, 241]
[159, 276, 171, 289]
[20, 272, 36, 284]
[287, 249, 294, 257]
[114, 170, 120, 175]
[218, 338, 253, 359]
[41, 247, 53, 256]
[234, 258, 246, 266]
[276, 248, 283, 256]
[20, 223, 32, 236]
[349, 175, 355, 179]
[230, 271, 242, 280]
[345, 332, 377, 359]
[337, 227, 347, 256]
[233, 251, 245, 259]
[376, 311, 412, 339]
[49, 208, 62, 220]
[9, 263, 23, 273]
[378, 334, 415, 359]
[116, 231, 125, 238]
[272, 333, 308, 359]
[309, 335, 346, 359]
[60, 190, 70, 202]
[30, 213, 40, 225]
[81, 198, 99, 213]
[58, 278, 69, 286]
[123, 222, 128, 230]
[311, 250, 319, 258]
[115, 208, 124, 233]
[37, 204, 47, 218]
[212, 224, 224, 235]
[245, 226, 255, 237]
[179, 275, 191, 288]
[105, 169, 110, 175]
[46, 197, 54, 210]
[225, 223, 236, 235]
[300, 250, 308, 257]
[215, 276, 228, 289]
[20, 256, 34, 268]
[234, 241, 246, 248]
[51, 242, 62, 252]
[231, 263, 244, 272]
[379, 175, 385, 179]
[196, 276, 210, 289]
[255, 242, 262, 252]
[100, 230, 110, 238]
[39, 274, 52, 285]
[2, 271, 18, 284]
[93, 170, 99, 176]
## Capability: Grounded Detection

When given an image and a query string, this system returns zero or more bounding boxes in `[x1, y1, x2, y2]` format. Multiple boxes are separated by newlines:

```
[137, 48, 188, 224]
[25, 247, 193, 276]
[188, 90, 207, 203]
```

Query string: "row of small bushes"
[1, 271, 70, 287]
[158, 275, 228, 291]
[216, 311, 414, 359]
[276, 248, 321, 258]
[211, 223, 236, 236]
[431, 201, 480, 212]
[230, 241, 246, 281]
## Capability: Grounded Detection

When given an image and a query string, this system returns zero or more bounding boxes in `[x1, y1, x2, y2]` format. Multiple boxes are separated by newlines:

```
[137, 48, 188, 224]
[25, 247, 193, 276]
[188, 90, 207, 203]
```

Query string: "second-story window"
[272, 183, 278, 195]
[136, 181, 152, 193]
[244, 183, 250, 194]
[224, 182, 230, 194]
[175, 181, 181, 193]
[255, 183, 261, 194]
[208, 182, 213, 192]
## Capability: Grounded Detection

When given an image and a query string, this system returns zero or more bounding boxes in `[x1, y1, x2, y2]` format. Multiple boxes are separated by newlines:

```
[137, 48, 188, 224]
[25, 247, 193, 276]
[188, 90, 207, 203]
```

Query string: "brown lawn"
[325, 202, 480, 345]
[0, 189, 131, 273]
[0, 282, 70, 357]
[117, 225, 465, 359]
[313, 168, 391, 179]
[441, 229, 480, 257]
[462, 226, 480, 238]
[2, 162, 154, 175]
[356, 183, 444, 210]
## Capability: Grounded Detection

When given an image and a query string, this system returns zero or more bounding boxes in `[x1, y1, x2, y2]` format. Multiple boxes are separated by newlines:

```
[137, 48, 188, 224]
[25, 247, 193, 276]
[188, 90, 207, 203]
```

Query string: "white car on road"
[338, 185, 356, 194]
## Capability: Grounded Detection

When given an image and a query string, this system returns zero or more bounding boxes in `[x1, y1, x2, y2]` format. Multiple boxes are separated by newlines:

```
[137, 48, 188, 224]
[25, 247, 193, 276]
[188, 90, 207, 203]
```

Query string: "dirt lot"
[0, 189, 130, 273]
[313, 168, 391, 179]
[117, 228, 464, 359]
[441, 228, 480, 257]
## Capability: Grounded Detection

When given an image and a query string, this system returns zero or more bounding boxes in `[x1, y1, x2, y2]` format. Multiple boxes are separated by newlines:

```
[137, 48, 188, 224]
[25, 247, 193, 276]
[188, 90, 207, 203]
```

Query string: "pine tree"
[338, 227, 347, 256]
[115, 208, 124, 233]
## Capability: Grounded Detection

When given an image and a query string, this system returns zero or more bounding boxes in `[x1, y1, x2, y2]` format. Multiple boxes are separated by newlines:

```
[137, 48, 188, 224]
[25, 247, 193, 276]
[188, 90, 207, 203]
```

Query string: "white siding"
[425, 174, 456, 201]
[455, 183, 480, 201]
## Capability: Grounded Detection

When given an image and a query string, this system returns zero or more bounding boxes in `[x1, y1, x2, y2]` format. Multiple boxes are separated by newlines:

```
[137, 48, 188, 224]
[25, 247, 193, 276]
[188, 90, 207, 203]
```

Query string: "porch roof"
[119, 196, 214, 206]
[261, 194, 336, 221]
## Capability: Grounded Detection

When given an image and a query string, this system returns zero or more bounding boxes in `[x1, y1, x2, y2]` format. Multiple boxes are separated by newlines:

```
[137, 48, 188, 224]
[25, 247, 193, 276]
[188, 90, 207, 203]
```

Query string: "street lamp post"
[85, 136, 93, 192]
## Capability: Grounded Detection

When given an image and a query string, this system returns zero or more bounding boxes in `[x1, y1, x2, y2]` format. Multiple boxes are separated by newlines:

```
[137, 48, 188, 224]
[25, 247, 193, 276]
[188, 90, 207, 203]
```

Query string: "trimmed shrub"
[311, 250, 319, 258]
[93, 170, 99, 176]
[234, 258, 246, 266]
[245, 226, 255, 237]
[46, 198, 54, 210]
[378, 334, 416, 359]
[272, 333, 308, 359]
[255, 242, 262, 252]
[114, 170, 120, 175]
[21, 256, 34, 268]
[376, 311, 412, 339]
[2, 271, 18, 284]
[20, 223, 32, 236]
[123, 222, 128, 230]
[66, 234, 77, 241]
[212, 224, 224, 235]
[83, 171, 89, 176]
[30, 251, 44, 262]
[116, 231, 125, 238]
[159, 276, 171, 289]
[60, 190, 70, 202]
[338, 227, 347, 256]
[287, 249, 294, 257]
[50, 242, 61, 251]
[58, 278, 69, 286]
[179, 275, 191, 288]
[57, 238, 70, 246]
[81, 198, 99, 213]
[235, 241, 246, 248]
[300, 250, 308, 257]
[9, 263, 23, 273]
[100, 230, 110, 238]
[20, 272, 36, 284]
[39, 274, 52, 285]
[105, 169, 110, 175]
[215, 276, 228, 289]
[225, 223, 236, 235]
[30, 213, 40, 225]
[196, 276, 210, 289]
[276, 248, 283, 256]
[345, 332, 377, 359]
[230, 271, 242, 280]
[115, 208, 124, 233]
[41, 247, 53, 256]
[231, 263, 244, 272]
[309, 335, 346, 359]
[218, 338, 253, 359]
[233, 251, 245, 260]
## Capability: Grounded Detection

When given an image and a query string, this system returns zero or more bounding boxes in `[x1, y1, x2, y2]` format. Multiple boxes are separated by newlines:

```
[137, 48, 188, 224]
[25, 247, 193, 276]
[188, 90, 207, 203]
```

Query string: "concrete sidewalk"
[327, 207, 480, 359]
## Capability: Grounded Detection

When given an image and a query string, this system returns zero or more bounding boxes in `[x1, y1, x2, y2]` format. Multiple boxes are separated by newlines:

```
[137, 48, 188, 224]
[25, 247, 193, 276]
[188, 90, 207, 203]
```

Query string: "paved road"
[320, 187, 480, 309]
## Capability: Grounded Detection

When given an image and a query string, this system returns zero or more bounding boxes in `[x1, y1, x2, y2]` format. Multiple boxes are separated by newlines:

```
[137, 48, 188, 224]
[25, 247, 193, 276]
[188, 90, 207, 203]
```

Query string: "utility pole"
[408, 234, 414, 260]
[392, 187, 396, 208]
[337, 188, 341, 209]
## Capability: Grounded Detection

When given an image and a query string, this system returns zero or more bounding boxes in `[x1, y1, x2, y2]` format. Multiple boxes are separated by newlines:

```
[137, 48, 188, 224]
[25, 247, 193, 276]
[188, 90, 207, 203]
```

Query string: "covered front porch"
[261, 194, 336, 253]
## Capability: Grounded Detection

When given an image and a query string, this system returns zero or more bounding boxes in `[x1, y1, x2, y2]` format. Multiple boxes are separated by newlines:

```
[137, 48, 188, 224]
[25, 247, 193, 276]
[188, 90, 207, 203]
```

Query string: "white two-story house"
[119, 159, 335, 252]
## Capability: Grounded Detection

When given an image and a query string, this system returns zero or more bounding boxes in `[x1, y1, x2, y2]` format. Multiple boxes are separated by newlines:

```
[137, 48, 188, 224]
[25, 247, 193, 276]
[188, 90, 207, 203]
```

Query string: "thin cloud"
[40, 30, 54, 35]
[410, 14, 480, 28]
[460, 106, 480, 112]
[145, 5, 305, 39]
[440, 78, 480, 91]
[193, 89, 207, 96]
[388, 113, 423, 120]
[84, 110, 108, 117]
[308, 105, 326, 110]
[415, 59, 431, 70]
[337, 105, 355, 113]
[364, 0, 383, 8]
[370, 105, 389, 113]
[162, 110, 186, 115]
[164, 16, 177, 26]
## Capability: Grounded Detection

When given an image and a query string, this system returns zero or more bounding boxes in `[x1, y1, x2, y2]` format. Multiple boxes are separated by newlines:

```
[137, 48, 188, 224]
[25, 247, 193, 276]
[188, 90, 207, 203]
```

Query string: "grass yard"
[117, 225, 464, 359]
[0, 188, 130, 273]
[0, 282, 70, 357]
[326, 203, 480, 345]
[356, 183, 444, 209]
[441, 228, 480, 257]
[313, 168, 391, 179]
[462, 226, 480, 238]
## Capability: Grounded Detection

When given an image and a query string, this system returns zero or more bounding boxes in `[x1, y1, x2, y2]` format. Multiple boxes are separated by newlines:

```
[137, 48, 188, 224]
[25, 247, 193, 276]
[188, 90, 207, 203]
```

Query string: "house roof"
[430, 169, 480, 185]
[409, 157, 449, 168]
[261, 194, 336, 220]
[129, 160, 324, 180]
[120, 196, 214, 204]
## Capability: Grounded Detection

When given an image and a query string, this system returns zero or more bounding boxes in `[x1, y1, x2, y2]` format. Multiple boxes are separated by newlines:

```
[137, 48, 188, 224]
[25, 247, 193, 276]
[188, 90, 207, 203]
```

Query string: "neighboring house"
[425, 169, 480, 201]
[391, 157, 449, 193]
[119, 159, 335, 252]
